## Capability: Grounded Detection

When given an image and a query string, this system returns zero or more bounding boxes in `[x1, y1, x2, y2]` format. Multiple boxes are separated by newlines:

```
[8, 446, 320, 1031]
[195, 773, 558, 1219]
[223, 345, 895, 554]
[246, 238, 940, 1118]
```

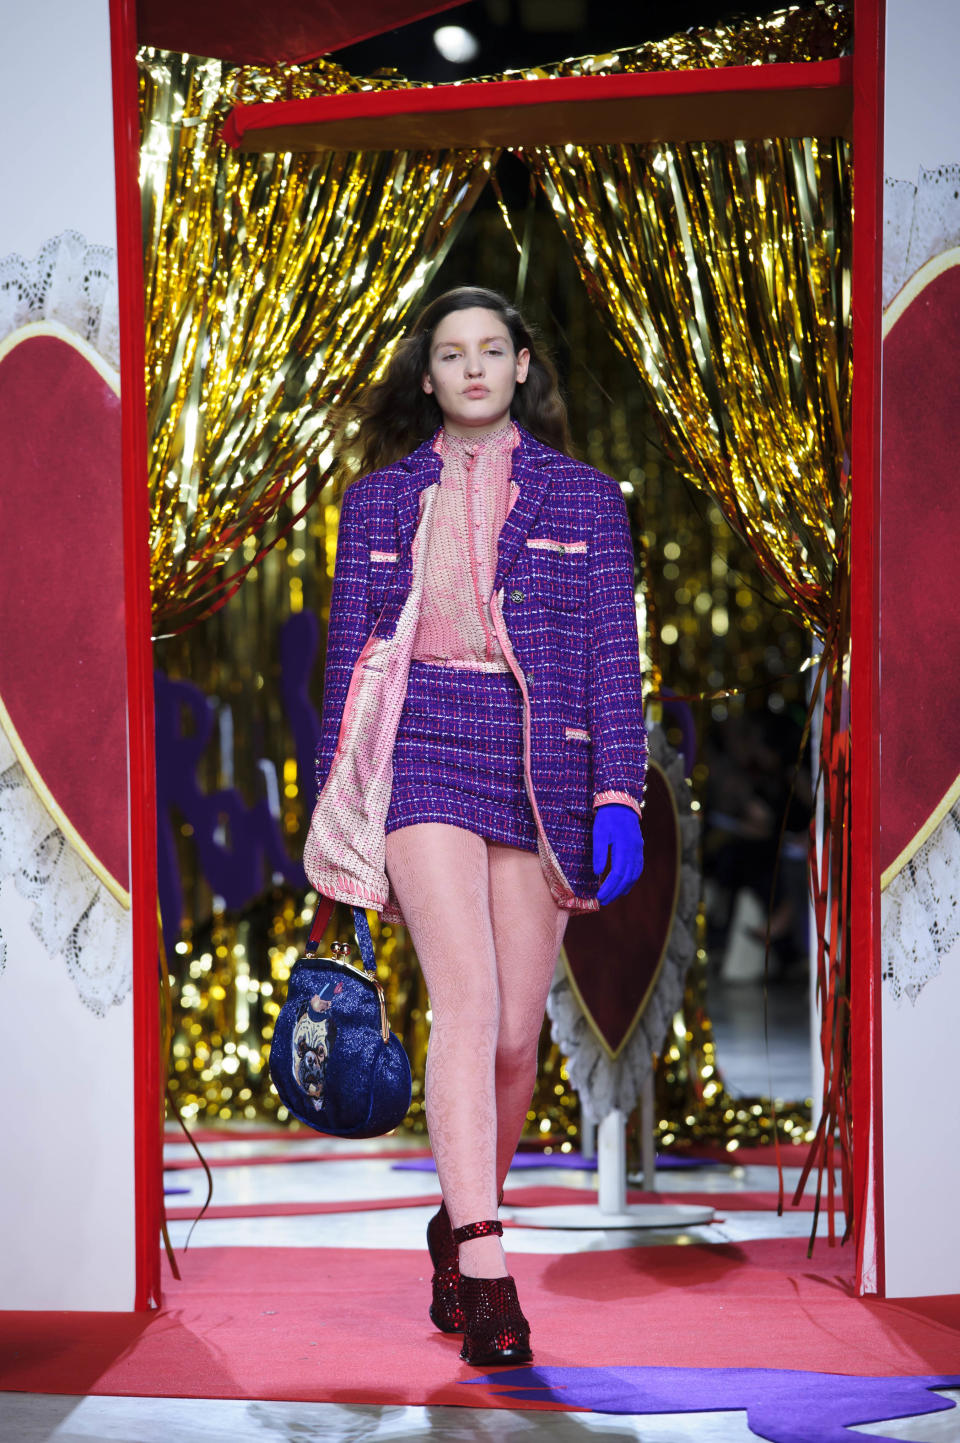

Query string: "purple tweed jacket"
[314, 422, 648, 903]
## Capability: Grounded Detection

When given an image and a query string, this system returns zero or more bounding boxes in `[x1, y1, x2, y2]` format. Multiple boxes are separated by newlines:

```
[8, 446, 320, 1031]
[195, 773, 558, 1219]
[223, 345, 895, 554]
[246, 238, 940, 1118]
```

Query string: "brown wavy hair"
[333, 287, 572, 487]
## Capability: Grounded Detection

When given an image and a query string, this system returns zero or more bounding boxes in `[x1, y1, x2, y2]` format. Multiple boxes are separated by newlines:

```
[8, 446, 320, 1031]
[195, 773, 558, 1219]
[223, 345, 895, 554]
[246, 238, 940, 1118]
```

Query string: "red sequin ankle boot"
[453, 1219, 532, 1367]
[426, 1192, 504, 1334]
[427, 1201, 464, 1333]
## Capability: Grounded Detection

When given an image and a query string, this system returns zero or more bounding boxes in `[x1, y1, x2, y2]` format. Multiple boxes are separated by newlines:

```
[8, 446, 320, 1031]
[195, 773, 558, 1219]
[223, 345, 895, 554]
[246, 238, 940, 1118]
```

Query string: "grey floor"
[5, 1391, 960, 1442]
[4, 977, 958, 1443]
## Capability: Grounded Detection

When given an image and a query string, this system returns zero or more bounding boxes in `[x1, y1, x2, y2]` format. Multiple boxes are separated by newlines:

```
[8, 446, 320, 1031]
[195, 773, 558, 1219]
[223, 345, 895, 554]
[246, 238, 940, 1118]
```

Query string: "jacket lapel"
[393, 423, 556, 584]
[396, 438, 441, 554]
[493, 425, 555, 592]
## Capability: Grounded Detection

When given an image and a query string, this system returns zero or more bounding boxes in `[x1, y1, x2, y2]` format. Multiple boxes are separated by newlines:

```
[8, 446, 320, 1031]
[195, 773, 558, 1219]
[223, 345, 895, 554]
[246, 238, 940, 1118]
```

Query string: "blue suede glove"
[593, 802, 644, 905]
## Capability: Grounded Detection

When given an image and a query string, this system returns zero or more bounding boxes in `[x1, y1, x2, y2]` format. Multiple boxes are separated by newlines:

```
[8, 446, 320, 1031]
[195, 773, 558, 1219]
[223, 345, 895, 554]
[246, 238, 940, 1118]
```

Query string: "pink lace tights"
[385, 823, 568, 1278]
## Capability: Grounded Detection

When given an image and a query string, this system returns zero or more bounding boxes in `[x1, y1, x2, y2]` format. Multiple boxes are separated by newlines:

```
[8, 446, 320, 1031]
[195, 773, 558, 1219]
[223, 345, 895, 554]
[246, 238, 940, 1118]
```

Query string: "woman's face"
[422, 306, 530, 436]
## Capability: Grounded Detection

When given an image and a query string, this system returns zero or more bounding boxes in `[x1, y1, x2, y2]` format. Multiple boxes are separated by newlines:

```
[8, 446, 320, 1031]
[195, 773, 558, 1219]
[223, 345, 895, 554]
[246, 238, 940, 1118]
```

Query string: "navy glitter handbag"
[269, 897, 412, 1138]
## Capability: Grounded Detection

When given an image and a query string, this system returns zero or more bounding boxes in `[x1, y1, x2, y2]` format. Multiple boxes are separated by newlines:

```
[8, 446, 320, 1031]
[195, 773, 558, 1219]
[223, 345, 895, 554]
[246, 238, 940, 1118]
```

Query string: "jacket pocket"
[525, 538, 587, 612]
[369, 550, 399, 612]
[562, 728, 594, 817]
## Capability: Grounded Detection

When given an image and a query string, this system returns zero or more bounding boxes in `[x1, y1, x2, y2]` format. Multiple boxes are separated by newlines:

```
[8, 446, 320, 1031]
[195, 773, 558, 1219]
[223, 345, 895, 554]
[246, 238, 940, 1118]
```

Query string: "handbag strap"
[305, 895, 376, 976]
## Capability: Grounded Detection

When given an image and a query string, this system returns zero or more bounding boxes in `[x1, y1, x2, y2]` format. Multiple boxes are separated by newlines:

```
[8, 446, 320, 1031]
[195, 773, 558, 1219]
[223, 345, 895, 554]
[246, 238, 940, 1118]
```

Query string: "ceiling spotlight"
[433, 25, 481, 64]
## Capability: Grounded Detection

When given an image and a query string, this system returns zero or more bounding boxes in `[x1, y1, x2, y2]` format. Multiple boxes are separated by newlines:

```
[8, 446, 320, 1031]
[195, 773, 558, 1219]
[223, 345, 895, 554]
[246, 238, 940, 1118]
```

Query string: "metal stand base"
[508, 1081, 716, 1233]
[502, 1203, 716, 1230]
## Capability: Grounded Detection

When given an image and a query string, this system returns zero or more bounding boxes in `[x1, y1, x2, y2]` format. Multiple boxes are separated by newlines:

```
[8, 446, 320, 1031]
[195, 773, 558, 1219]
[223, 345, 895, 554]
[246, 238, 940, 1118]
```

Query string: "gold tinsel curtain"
[525, 137, 853, 1242]
[139, 49, 496, 633]
[525, 139, 850, 634]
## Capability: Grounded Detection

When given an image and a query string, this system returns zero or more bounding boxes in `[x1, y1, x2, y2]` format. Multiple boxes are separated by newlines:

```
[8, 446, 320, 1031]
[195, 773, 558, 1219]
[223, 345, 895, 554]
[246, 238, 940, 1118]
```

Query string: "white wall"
[0, 0, 137, 1310]
[0, 883, 135, 1310]
[881, 939, 960, 1298]
[0, 2, 118, 255]
[884, 0, 960, 180]
[880, 0, 960, 1299]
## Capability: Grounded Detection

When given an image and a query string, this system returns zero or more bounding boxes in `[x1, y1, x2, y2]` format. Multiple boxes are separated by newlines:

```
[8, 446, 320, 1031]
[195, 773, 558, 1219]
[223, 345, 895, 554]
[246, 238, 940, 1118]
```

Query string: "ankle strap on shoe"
[453, 1219, 503, 1244]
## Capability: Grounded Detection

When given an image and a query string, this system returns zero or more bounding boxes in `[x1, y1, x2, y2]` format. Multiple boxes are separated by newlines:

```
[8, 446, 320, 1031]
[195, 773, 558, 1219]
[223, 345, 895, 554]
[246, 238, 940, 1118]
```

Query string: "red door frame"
[110, 0, 162, 1310]
[849, 0, 886, 1296]
[112, 5, 887, 1307]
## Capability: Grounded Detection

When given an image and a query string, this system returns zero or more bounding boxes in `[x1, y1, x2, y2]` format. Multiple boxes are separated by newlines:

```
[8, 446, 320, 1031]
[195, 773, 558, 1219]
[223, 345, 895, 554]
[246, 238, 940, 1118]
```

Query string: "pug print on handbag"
[290, 983, 341, 1110]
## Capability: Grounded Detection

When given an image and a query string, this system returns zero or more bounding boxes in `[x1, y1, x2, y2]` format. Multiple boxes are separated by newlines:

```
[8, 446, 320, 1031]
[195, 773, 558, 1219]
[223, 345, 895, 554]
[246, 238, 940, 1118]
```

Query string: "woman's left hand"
[593, 803, 645, 905]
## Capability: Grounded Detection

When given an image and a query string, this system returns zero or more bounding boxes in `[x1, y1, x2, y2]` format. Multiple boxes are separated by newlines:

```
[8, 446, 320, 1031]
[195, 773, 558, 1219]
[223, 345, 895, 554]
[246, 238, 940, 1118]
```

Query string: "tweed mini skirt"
[385, 660, 538, 851]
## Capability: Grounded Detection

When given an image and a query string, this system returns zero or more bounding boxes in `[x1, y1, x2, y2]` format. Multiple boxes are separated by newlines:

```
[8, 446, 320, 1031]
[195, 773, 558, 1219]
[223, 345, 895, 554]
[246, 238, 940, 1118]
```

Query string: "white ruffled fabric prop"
[546, 723, 700, 1122]
[881, 801, 960, 1005]
[0, 728, 131, 1015]
[883, 162, 960, 308]
[0, 229, 119, 367]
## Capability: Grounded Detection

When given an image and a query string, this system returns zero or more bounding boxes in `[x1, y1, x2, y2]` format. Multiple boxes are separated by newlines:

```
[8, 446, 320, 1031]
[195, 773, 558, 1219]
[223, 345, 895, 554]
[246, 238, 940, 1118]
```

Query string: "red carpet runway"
[3, 1240, 959, 1409]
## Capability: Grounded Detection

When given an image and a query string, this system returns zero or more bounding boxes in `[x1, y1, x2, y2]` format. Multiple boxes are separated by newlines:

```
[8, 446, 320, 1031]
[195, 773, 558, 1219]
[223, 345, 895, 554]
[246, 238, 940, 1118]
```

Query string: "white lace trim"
[884, 163, 960, 308]
[0, 230, 119, 368]
[0, 727, 130, 1016]
[546, 723, 700, 1121]
[881, 800, 960, 1005]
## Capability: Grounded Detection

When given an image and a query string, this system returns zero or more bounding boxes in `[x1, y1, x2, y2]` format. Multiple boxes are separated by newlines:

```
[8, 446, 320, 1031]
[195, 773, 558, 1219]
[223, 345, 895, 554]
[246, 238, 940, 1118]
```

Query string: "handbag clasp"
[321, 953, 391, 1045]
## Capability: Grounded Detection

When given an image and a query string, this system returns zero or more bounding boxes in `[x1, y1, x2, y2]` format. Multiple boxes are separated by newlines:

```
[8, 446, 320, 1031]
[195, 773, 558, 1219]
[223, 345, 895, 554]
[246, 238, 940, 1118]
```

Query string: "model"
[304, 286, 648, 1366]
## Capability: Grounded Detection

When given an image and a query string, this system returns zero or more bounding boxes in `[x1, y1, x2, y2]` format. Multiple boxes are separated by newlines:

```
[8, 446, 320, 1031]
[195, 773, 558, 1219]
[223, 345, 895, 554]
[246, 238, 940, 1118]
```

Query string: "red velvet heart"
[563, 760, 680, 1058]
[0, 331, 128, 894]
[880, 259, 960, 877]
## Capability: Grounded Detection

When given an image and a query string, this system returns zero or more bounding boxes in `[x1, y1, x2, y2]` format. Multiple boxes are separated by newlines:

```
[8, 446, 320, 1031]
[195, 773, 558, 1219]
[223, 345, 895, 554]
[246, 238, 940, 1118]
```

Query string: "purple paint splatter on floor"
[461, 1366, 960, 1442]
[392, 1150, 721, 1173]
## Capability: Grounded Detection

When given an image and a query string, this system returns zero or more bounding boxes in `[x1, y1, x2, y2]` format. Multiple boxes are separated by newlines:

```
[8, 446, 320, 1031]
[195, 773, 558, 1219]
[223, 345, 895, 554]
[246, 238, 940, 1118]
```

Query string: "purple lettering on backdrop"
[279, 608, 322, 786]
[660, 690, 696, 777]
[155, 610, 323, 954]
[462, 1367, 960, 1442]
